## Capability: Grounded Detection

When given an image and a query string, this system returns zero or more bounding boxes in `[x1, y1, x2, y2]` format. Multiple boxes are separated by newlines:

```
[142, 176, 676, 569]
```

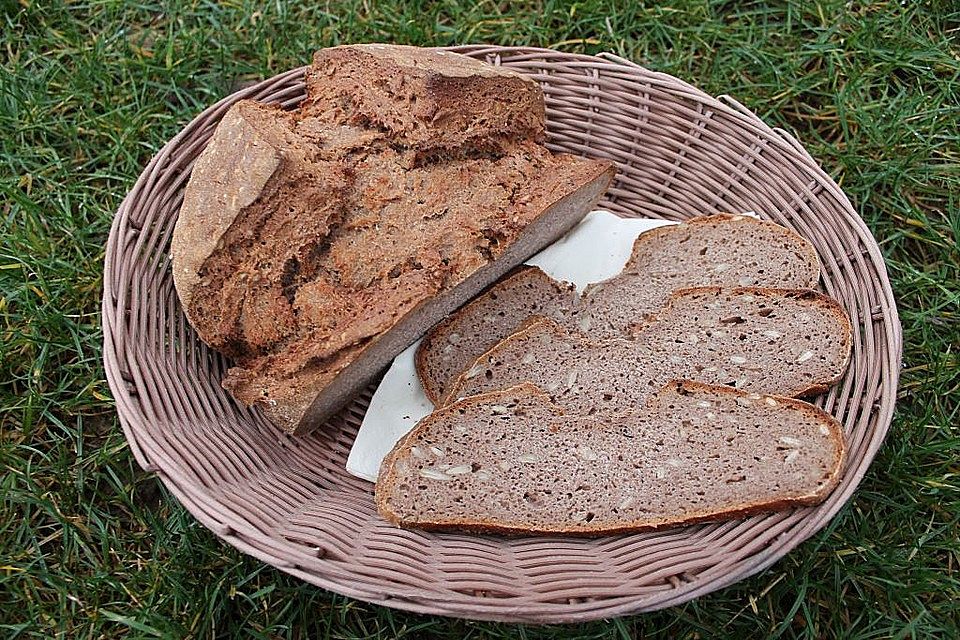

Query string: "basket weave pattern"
[102, 47, 901, 622]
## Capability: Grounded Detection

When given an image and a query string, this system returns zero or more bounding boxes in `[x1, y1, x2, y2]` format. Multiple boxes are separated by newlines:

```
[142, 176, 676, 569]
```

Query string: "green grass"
[2, 0, 958, 637]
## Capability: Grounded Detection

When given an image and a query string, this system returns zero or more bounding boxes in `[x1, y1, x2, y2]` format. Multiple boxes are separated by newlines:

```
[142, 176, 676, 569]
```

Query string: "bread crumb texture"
[417, 213, 823, 403]
[446, 286, 851, 408]
[376, 382, 844, 535]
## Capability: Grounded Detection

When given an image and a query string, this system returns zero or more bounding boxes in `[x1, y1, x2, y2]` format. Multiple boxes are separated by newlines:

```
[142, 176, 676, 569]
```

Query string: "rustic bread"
[376, 381, 845, 535]
[416, 214, 821, 404]
[171, 45, 614, 434]
[444, 287, 851, 410]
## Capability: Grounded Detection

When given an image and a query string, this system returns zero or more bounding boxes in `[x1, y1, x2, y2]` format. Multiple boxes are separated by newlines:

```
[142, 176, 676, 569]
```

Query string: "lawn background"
[2, 1, 958, 637]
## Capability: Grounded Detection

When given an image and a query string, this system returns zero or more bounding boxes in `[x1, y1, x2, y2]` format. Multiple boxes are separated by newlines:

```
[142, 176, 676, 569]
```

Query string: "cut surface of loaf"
[171, 44, 614, 434]
[416, 214, 821, 404]
[445, 287, 852, 411]
[376, 381, 845, 535]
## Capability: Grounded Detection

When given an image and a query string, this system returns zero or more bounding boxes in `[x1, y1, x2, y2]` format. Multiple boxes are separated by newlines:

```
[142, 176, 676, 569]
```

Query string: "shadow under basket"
[102, 46, 902, 623]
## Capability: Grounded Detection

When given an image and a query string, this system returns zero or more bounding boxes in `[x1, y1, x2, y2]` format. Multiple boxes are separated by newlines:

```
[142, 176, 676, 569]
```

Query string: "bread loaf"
[444, 287, 851, 409]
[171, 45, 614, 434]
[416, 214, 821, 404]
[376, 381, 845, 535]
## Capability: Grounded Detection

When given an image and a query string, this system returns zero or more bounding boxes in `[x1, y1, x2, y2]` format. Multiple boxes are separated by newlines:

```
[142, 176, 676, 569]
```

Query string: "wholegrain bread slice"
[416, 265, 577, 400]
[376, 381, 845, 535]
[444, 287, 852, 411]
[171, 45, 614, 434]
[416, 214, 821, 404]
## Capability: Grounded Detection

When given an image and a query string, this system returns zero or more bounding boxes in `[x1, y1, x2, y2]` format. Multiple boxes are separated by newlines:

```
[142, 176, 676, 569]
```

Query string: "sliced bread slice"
[415, 266, 576, 404]
[376, 381, 845, 535]
[416, 214, 821, 404]
[579, 214, 821, 336]
[444, 287, 852, 411]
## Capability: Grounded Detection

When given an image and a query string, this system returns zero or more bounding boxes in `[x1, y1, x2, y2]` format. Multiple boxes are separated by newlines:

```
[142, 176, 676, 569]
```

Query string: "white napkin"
[345, 210, 681, 482]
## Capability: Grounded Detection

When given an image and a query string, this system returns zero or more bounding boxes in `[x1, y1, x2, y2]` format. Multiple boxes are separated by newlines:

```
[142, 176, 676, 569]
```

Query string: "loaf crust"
[304, 44, 547, 150]
[171, 45, 614, 434]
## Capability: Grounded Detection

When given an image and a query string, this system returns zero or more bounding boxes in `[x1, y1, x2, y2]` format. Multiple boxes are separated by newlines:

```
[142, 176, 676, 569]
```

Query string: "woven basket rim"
[101, 45, 902, 623]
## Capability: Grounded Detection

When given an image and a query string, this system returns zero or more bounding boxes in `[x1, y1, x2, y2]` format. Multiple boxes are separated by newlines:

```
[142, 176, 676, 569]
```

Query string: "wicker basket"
[102, 46, 901, 623]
